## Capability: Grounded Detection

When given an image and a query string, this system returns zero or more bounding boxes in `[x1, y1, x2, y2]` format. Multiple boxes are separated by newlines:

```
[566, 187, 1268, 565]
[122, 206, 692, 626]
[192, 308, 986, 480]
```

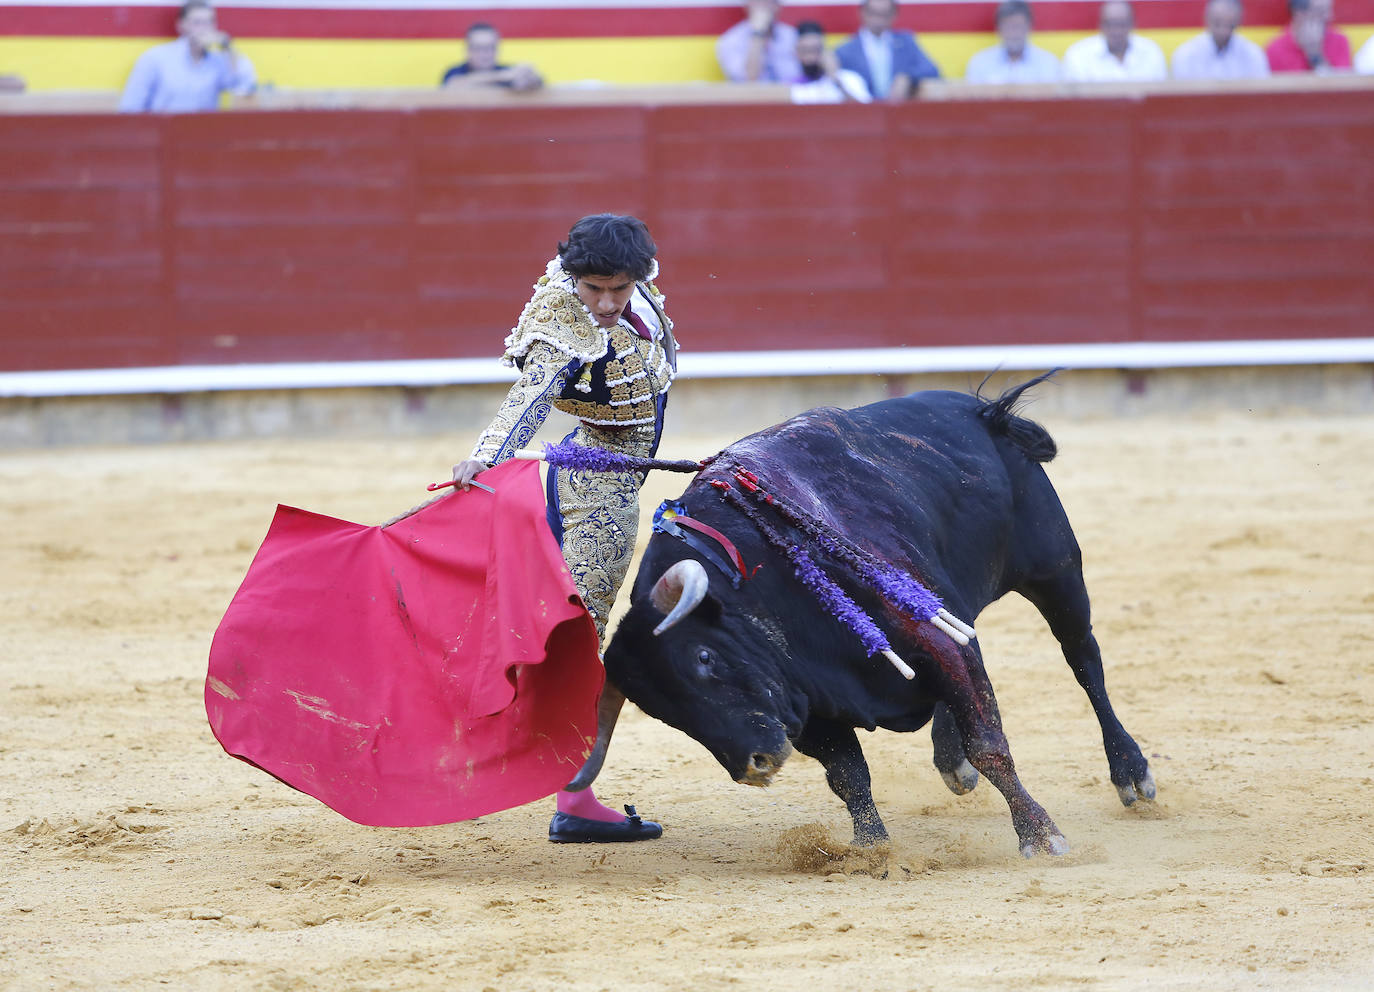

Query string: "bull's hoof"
[1115, 767, 1157, 806]
[940, 759, 979, 796]
[852, 824, 890, 848]
[1019, 833, 1070, 858]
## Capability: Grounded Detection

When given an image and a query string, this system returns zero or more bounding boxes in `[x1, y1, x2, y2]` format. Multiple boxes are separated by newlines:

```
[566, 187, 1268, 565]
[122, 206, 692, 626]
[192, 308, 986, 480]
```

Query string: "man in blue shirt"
[965, 0, 1062, 84]
[835, 0, 941, 101]
[120, 1, 255, 113]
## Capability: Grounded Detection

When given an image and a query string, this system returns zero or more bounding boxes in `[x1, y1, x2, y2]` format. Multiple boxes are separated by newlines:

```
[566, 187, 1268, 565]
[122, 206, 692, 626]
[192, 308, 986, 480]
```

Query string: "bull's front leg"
[793, 718, 887, 847]
[910, 625, 1068, 858]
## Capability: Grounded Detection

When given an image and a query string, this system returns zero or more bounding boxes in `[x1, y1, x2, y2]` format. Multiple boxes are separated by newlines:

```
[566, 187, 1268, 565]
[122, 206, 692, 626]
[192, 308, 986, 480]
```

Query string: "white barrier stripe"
[3, 338, 1373, 398]
[679, 339, 1374, 378]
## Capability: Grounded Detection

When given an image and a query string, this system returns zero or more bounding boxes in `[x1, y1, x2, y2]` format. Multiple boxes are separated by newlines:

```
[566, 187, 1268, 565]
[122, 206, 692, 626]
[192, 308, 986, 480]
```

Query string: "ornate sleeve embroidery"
[502, 285, 608, 367]
[470, 341, 579, 465]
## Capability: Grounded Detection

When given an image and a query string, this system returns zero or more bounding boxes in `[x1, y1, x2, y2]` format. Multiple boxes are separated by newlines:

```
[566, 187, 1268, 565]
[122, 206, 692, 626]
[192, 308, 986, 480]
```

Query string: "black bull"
[571, 376, 1155, 857]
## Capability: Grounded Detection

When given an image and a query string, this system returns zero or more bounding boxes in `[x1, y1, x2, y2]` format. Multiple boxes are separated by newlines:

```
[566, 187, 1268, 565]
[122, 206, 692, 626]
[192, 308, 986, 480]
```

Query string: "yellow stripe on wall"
[0, 36, 735, 91]
[4, 29, 1372, 93]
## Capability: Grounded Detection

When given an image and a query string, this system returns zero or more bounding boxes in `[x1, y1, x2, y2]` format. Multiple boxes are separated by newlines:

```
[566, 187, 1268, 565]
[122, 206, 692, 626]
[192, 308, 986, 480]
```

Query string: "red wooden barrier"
[2, 93, 1371, 373]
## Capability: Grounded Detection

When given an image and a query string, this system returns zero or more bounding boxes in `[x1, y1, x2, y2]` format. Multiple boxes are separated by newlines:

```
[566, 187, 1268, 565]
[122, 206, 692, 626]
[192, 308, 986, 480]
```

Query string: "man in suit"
[835, 0, 941, 101]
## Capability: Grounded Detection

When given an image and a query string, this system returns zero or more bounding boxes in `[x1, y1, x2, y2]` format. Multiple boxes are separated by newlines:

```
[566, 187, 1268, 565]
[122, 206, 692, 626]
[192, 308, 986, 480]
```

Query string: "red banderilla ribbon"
[428, 479, 496, 494]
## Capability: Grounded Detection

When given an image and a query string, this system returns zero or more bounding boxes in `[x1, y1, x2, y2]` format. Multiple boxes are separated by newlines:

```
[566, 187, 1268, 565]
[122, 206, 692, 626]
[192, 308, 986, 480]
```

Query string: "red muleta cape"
[205, 458, 603, 827]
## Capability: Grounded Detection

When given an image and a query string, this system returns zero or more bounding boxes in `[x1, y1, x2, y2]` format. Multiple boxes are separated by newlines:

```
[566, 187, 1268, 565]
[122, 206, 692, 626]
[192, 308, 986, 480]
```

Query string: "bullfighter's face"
[605, 596, 801, 787]
[575, 271, 636, 328]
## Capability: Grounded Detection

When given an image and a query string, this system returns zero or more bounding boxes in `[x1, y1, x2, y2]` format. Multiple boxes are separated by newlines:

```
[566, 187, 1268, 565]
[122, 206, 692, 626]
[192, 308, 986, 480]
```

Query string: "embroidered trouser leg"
[546, 424, 657, 645]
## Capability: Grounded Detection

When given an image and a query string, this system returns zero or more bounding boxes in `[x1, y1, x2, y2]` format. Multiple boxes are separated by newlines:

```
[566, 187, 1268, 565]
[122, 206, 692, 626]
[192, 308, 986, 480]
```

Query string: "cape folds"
[205, 458, 604, 827]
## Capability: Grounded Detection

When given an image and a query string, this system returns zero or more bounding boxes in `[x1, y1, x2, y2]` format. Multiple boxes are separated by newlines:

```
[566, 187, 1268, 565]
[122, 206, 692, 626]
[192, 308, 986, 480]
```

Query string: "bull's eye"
[693, 648, 716, 679]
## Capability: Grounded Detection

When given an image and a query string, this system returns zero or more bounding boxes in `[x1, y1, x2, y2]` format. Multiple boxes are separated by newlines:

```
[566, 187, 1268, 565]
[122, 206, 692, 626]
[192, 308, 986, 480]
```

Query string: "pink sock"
[556, 788, 625, 823]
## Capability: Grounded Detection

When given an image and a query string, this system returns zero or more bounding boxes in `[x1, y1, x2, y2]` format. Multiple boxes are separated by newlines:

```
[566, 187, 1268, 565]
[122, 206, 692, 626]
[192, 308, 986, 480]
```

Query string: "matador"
[453, 214, 675, 844]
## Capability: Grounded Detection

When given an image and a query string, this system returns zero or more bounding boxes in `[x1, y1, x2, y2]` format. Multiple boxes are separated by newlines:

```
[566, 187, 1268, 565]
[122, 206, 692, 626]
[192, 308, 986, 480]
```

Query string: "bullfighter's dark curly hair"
[558, 214, 657, 282]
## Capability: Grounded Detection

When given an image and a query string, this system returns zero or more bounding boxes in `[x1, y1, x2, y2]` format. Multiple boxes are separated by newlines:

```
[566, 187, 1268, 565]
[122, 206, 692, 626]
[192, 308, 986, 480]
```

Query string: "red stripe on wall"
[3, 94, 1372, 372]
[0, 0, 1344, 39]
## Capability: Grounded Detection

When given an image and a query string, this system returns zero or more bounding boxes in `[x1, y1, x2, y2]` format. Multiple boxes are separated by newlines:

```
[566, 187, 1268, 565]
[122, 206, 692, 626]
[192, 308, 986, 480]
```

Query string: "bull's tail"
[976, 370, 1060, 464]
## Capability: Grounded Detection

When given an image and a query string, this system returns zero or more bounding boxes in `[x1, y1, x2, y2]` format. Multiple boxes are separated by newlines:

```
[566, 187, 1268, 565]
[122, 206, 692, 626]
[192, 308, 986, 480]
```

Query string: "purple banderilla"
[729, 468, 944, 622]
[531, 439, 706, 475]
[718, 485, 899, 660]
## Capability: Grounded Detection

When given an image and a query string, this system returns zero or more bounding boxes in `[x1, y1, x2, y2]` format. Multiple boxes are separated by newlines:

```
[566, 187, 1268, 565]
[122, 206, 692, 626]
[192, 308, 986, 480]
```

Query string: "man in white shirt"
[1171, 0, 1270, 78]
[717, 0, 802, 82]
[790, 20, 873, 102]
[965, 0, 1061, 84]
[1062, 0, 1168, 81]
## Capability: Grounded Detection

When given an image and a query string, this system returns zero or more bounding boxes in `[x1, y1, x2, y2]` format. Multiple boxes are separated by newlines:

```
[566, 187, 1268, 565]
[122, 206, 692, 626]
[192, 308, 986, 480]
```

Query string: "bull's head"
[567, 555, 803, 794]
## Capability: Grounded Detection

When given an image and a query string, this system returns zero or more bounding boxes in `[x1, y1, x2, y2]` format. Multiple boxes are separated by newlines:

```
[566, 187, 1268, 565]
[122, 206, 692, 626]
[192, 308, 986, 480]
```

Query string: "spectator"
[717, 0, 802, 82]
[441, 22, 543, 91]
[119, 1, 255, 112]
[835, 0, 942, 101]
[1265, 0, 1352, 72]
[790, 21, 873, 102]
[1171, 0, 1269, 79]
[1356, 34, 1374, 73]
[1061, 1, 1168, 81]
[0, 74, 25, 93]
[965, 1, 1061, 84]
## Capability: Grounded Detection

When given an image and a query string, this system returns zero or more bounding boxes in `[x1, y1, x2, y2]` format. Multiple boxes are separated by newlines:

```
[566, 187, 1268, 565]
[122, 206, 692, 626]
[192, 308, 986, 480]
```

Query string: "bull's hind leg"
[793, 718, 888, 847]
[1019, 571, 1155, 805]
[931, 702, 980, 795]
[912, 626, 1067, 857]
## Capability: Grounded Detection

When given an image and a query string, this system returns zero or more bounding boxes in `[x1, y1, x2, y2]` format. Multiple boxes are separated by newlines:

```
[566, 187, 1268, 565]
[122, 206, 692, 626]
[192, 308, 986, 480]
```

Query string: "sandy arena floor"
[2, 395, 1372, 991]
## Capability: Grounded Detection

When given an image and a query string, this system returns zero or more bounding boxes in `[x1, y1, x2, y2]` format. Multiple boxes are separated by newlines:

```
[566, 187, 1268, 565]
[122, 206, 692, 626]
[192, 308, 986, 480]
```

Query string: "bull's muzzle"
[735, 740, 793, 787]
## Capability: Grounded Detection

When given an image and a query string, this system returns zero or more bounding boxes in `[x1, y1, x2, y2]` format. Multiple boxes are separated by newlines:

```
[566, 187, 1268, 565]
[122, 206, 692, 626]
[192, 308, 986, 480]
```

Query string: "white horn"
[651, 559, 710, 635]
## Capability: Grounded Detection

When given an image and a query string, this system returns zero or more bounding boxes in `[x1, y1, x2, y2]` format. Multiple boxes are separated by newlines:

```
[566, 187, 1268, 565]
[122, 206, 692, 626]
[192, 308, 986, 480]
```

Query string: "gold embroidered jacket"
[469, 260, 677, 465]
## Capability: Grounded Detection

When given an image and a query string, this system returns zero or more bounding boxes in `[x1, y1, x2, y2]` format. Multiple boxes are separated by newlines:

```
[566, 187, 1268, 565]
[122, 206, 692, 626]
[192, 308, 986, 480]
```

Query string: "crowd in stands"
[6, 0, 1371, 111]
[709, 0, 1371, 94]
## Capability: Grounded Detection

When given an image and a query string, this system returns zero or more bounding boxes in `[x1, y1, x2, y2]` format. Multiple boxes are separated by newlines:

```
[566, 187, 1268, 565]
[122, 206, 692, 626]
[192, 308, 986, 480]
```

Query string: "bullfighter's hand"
[452, 459, 490, 491]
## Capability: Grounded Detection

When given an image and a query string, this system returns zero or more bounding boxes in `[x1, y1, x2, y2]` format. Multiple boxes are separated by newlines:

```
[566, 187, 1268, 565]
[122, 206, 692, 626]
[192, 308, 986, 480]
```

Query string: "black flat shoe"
[548, 804, 663, 844]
